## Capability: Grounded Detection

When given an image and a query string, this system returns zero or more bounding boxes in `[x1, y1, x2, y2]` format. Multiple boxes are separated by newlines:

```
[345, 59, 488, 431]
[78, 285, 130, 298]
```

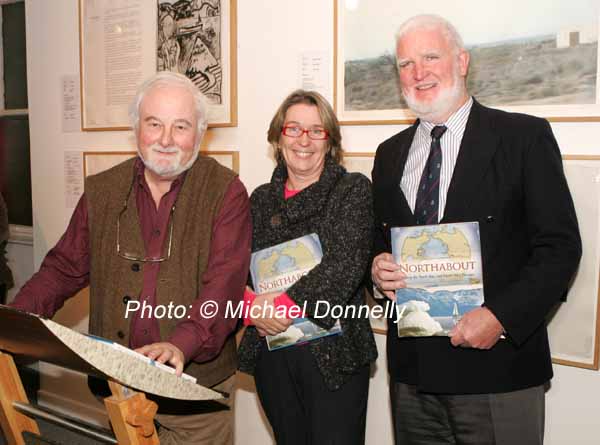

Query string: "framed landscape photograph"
[548, 155, 600, 370]
[83, 150, 239, 177]
[79, 0, 237, 130]
[334, 0, 600, 125]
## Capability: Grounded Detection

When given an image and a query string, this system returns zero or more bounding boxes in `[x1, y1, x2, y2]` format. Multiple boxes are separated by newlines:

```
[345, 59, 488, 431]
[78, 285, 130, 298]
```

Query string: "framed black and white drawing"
[334, 0, 600, 125]
[157, 0, 237, 127]
[79, 0, 237, 130]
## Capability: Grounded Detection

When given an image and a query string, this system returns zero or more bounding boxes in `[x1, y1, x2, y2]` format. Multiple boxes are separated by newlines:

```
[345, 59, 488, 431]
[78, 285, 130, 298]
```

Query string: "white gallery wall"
[18, 1, 600, 444]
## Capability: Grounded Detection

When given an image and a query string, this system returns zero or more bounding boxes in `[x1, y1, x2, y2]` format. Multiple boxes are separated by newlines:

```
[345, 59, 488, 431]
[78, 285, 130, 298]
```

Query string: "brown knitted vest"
[85, 155, 237, 387]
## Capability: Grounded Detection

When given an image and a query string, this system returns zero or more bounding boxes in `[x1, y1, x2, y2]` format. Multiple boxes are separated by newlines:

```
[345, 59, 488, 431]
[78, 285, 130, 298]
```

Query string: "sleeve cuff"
[167, 331, 198, 363]
[275, 293, 304, 318]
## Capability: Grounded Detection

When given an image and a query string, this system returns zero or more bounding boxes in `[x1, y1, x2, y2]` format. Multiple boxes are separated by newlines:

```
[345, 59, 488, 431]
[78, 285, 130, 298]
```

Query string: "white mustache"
[150, 144, 182, 154]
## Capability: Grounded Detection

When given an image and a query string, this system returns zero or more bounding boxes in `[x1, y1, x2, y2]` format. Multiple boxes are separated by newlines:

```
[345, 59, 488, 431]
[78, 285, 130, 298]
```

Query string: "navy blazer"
[373, 99, 582, 394]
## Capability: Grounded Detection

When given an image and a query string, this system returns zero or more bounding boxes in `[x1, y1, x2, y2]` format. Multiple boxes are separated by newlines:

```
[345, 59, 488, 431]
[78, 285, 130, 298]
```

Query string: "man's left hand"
[449, 307, 504, 349]
[135, 342, 185, 376]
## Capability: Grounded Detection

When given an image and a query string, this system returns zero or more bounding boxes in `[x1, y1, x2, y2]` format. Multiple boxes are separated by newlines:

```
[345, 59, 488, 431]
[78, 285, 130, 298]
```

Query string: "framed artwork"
[365, 289, 388, 335]
[79, 0, 237, 131]
[344, 152, 387, 333]
[157, 0, 236, 128]
[83, 150, 239, 177]
[343, 152, 375, 180]
[548, 155, 600, 370]
[334, 0, 600, 125]
[343, 152, 600, 357]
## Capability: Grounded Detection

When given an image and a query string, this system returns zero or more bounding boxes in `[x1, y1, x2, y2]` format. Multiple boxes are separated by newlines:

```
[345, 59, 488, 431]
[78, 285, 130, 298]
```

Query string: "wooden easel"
[105, 379, 159, 445]
[0, 352, 39, 445]
[0, 351, 159, 445]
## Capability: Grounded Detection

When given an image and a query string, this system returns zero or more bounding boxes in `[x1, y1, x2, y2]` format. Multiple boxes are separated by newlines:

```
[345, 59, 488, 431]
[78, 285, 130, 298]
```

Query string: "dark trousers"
[254, 343, 370, 445]
[390, 382, 545, 445]
[0, 283, 6, 305]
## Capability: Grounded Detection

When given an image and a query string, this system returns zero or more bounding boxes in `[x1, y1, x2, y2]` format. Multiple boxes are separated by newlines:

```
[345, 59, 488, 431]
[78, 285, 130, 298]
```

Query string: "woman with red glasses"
[238, 90, 377, 445]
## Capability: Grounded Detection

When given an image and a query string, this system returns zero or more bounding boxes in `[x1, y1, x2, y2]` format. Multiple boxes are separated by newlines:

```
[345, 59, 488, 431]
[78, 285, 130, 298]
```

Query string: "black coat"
[238, 159, 378, 390]
[373, 100, 582, 394]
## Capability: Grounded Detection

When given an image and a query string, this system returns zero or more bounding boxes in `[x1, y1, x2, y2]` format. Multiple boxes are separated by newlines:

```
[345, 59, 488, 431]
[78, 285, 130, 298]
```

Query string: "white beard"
[139, 143, 199, 178]
[403, 68, 465, 123]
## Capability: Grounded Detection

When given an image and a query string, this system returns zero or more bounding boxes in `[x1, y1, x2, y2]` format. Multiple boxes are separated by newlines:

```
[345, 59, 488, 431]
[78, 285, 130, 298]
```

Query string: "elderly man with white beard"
[10, 71, 251, 445]
[370, 14, 581, 445]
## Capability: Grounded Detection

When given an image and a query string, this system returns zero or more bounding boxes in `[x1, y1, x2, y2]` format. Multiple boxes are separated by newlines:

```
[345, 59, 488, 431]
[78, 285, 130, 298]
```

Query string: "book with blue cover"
[250, 233, 342, 350]
[391, 222, 484, 337]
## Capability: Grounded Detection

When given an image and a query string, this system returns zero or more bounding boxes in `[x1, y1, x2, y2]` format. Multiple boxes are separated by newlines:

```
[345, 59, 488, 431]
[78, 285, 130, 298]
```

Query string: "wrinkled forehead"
[396, 25, 454, 55]
[141, 84, 196, 116]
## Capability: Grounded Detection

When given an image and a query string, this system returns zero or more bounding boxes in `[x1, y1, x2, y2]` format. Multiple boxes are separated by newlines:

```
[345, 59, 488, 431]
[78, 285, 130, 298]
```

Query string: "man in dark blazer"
[371, 14, 582, 445]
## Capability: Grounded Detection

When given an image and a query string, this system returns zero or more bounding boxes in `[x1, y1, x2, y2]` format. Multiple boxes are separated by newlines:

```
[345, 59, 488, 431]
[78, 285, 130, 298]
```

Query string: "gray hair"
[395, 14, 465, 54]
[129, 71, 209, 136]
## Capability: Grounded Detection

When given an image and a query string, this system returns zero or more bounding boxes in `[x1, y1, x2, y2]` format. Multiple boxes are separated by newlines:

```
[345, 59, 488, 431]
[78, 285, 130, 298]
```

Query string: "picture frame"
[344, 152, 388, 334]
[334, 0, 600, 125]
[344, 152, 600, 358]
[365, 289, 388, 335]
[343, 151, 376, 180]
[79, 0, 237, 131]
[548, 155, 600, 370]
[83, 150, 239, 177]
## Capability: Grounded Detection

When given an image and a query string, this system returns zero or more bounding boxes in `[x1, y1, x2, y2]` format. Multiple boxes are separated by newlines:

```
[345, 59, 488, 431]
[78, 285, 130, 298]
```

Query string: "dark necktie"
[414, 125, 447, 225]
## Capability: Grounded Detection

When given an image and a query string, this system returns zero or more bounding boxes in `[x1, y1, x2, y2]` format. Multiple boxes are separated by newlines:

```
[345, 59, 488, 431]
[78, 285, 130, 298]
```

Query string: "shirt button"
[270, 215, 282, 227]
[486, 215, 495, 223]
[153, 229, 161, 237]
[122, 295, 132, 304]
[131, 263, 140, 272]
[117, 330, 125, 339]
[142, 329, 149, 336]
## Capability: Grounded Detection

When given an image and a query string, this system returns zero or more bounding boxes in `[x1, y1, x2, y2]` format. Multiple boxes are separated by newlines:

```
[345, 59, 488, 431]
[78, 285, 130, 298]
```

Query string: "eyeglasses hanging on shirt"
[116, 178, 175, 263]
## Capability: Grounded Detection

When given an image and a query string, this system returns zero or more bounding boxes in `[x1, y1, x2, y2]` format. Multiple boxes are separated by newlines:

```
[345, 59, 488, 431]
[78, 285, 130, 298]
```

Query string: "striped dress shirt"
[400, 97, 473, 221]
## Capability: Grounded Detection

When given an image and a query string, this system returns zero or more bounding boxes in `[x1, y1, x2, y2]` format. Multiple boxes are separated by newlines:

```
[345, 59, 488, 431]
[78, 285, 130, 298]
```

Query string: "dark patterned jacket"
[238, 158, 378, 390]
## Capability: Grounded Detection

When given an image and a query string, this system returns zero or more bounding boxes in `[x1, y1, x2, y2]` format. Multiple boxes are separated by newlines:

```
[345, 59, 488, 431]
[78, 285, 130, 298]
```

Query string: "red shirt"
[11, 159, 252, 363]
